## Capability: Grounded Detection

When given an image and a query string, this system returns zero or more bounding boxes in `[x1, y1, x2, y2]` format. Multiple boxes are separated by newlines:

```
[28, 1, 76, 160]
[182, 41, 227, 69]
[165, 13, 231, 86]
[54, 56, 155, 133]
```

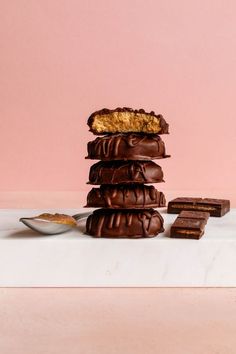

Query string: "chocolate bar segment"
[86, 133, 169, 161]
[177, 210, 210, 220]
[85, 184, 166, 209]
[168, 197, 230, 217]
[86, 208, 164, 238]
[88, 161, 164, 185]
[170, 210, 210, 239]
[87, 107, 169, 135]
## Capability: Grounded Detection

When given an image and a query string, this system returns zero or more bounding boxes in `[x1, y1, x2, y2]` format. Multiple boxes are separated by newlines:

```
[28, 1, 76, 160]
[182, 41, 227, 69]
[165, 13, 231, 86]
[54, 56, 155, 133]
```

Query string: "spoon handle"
[72, 212, 91, 221]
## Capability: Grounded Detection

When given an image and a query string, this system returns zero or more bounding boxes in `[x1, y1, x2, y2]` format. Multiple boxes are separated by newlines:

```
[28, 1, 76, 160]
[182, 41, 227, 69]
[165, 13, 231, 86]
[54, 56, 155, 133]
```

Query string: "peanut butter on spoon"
[36, 213, 77, 226]
[19, 212, 91, 235]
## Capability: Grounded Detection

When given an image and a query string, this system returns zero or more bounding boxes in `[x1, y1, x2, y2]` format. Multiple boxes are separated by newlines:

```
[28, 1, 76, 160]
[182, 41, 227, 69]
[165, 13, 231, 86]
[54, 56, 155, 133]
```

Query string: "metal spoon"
[19, 212, 91, 235]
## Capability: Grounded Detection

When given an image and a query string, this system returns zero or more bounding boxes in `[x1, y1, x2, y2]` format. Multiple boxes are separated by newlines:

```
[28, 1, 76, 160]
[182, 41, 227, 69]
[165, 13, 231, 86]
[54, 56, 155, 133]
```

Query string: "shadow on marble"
[7, 229, 56, 239]
[163, 224, 171, 238]
[6, 223, 87, 240]
[77, 223, 86, 234]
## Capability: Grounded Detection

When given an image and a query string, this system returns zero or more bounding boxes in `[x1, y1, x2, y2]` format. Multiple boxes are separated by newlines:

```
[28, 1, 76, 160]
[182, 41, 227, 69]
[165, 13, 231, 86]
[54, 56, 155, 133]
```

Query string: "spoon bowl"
[20, 212, 91, 235]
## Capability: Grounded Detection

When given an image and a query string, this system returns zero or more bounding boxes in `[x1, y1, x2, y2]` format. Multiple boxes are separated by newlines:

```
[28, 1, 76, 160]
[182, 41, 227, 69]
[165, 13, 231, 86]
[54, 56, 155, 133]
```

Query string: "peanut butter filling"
[91, 112, 161, 133]
[36, 213, 77, 226]
[175, 229, 200, 235]
[171, 204, 216, 211]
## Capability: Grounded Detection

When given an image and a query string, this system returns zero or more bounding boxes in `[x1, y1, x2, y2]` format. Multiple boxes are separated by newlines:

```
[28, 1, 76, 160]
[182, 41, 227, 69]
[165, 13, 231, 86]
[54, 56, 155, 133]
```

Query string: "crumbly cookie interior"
[92, 112, 161, 133]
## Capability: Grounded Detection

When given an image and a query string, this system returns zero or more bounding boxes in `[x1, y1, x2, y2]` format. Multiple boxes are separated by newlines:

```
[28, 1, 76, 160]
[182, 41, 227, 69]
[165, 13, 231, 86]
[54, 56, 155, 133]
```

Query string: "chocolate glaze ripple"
[86, 133, 170, 161]
[86, 208, 164, 238]
[86, 184, 166, 209]
[88, 160, 164, 185]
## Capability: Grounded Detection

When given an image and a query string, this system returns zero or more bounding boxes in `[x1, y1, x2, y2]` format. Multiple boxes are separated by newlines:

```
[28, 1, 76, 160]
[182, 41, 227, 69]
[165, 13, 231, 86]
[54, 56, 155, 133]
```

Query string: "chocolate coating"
[86, 133, 169, 161]
[86, 208, 164, 238]
[88, 161, 164, 185]
[86, 184, 166, 209]
[168, 197, 230, 217]
[170, 210, 210, 240]
[87, 107, 169, 134]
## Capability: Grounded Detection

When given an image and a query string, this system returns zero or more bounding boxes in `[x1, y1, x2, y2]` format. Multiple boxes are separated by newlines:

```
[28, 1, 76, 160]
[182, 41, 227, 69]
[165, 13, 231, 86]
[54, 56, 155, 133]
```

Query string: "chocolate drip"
[128, 161, 151, 182]
[86, 209, 164, 238]
[127, 213, 133, 226]
[108, 213, 114, 229]
[86, 133, 169, 161]
[88, 161, 164, 185]
[86, 184, 166, 209]
[97, 214, 105, 236]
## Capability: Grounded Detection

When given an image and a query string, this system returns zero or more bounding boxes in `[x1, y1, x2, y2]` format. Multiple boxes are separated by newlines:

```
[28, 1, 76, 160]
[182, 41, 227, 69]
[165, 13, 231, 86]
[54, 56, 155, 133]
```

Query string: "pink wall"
[1, 1, 236, 200]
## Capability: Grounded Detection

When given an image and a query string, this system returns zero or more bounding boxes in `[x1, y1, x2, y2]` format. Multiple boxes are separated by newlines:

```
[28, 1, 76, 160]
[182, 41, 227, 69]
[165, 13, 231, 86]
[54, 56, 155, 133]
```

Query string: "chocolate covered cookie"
[86, 184, 166, 209]
[88, 160, 164, 185]
[86, 133, 169, 161]
[86, 208, 164, 238]
[87, 107, 169, 135]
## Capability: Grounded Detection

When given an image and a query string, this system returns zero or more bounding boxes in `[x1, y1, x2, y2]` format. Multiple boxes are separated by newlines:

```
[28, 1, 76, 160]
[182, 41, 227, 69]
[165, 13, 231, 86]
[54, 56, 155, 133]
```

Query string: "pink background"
[1, 0, 236, 204]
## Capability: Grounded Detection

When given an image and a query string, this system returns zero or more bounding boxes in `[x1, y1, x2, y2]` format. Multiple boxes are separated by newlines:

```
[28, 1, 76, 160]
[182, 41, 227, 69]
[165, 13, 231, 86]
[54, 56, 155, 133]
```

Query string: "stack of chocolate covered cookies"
[85, 107, 169, 238]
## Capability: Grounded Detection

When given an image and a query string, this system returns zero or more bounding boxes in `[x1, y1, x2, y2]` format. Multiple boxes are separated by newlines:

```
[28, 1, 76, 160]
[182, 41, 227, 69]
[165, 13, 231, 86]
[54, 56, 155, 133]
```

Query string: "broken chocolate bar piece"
[88, 160, 164, 185]
[87, 107, 169, 134]
[86, 208, 164, 238]
[167, 197, 230, 217]
[170, 210, 210, 239]
[85, 184, 166, 209]
[86, 133, 170, 161]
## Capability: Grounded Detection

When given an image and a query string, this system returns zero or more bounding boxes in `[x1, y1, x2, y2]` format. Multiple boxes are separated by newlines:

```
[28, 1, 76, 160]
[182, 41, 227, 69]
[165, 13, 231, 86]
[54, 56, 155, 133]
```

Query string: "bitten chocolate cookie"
[86, 208, 164, 238]
[85, 184, 166, 209]
[87, 107, 169, 135]
[86, 133, 169, 161]
[88, 161, 164, 185]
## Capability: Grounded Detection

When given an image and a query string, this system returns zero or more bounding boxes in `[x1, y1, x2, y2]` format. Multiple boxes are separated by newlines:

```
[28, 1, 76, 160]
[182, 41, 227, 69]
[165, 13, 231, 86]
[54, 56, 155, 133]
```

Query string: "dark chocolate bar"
[88, 160, 164, 185]
[85, 184, 166, 209]
[86, 133, 169, 161]
[167, 197, 230, 217]
[170, 210, 210, 239]
[86, 208, 164, 238]
[87, 107, 169, 135]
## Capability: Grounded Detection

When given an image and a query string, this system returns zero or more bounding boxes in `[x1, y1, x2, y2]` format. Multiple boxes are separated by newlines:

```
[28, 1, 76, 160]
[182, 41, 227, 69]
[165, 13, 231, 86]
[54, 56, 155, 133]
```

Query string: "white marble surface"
[0, 208, 236, 287]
